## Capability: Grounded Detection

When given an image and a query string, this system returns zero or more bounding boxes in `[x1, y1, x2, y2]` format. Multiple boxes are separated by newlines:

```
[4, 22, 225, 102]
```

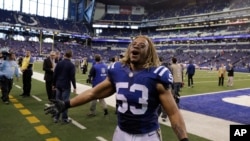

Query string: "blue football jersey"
[108, 62, 173, 134]
[90, 62, 108, 87]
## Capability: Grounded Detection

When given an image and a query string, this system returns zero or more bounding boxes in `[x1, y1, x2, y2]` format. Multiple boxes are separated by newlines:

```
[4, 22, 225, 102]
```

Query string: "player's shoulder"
[151, 65, 173, 84]
[152, 65, 171, 76]
[108, 61, 122, 70]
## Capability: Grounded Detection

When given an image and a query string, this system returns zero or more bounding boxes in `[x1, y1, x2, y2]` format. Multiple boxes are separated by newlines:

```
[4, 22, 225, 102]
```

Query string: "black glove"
[86, 78, 90, 83]
[86, 78, 92, 84]
[44, 99, 70, 117]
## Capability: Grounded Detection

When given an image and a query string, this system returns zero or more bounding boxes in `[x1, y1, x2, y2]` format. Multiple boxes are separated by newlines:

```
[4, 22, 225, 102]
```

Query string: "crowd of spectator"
[0, 0, 250, 73]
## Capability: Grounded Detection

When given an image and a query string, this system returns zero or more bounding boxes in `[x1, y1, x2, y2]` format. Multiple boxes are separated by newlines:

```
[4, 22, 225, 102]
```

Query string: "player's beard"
[130, 55, 141, 65]
[130, 60, 139, 65]
[129, 51, 147, 67]
[130, 56, 147, 68]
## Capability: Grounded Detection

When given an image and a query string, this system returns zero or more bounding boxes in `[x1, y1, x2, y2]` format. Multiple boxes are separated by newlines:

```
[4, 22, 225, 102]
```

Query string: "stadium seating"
[0, 0, 250, 72]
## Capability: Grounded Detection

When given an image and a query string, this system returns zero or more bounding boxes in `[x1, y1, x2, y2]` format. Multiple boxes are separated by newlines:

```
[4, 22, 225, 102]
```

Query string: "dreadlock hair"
[120, 35, 161, 68]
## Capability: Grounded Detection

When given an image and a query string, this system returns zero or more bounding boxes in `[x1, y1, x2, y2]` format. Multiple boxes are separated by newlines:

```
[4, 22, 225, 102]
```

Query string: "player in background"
[87, 54, 108, 116]
[170, 57, 184, 106]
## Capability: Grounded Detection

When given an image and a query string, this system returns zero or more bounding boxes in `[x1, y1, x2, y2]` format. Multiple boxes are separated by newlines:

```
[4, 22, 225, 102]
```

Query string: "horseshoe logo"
[18, 15, 38, 26]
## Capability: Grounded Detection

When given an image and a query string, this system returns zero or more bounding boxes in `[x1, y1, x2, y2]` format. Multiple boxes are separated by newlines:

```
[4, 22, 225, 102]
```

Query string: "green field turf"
[0, 61, 249, 141]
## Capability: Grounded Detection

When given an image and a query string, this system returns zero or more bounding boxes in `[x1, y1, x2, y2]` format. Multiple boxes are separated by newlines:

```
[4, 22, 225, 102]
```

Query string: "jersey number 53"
[116, 82, 148, 115]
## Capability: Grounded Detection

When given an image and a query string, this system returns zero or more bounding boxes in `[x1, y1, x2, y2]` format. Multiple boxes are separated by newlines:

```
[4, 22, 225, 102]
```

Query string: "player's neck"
[130, 64, 144, 71]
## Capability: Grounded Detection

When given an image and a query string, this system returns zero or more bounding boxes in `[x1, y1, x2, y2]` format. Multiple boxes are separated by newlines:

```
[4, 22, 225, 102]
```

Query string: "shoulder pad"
[153, 66, 173, 84]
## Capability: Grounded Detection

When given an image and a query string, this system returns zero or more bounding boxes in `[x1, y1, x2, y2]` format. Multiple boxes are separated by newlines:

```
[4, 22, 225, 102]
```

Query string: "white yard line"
[32, 95, 42, 102]
[96, 136, 108, 141]
[70, 118, 87, 129]
[14, 84, 22, 89]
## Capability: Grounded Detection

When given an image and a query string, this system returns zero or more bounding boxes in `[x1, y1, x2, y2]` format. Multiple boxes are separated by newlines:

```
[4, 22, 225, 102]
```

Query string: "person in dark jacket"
[53, 50, 76, 123]
[43, 51, 56, 100]
[186, 60, 195, 88]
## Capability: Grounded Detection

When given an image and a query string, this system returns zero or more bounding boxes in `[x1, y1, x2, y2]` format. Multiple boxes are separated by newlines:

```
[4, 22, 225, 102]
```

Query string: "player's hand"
[44, 99, 67, 117]
[86, 78, 91, 83]
[73, 89, 77, 94]
[173, 94, 180, 104]
[52, 86, 56, 90]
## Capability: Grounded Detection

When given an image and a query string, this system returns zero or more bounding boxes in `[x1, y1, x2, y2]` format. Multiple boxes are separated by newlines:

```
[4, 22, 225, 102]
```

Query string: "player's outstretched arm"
[70, 77, 115, 107]
[157, 83, 189, 141]
[45, 77, 115, 116]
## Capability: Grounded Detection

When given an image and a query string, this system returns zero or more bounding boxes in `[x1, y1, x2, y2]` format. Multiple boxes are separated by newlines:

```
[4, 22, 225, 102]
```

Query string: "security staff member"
[20, 50, 34, 97]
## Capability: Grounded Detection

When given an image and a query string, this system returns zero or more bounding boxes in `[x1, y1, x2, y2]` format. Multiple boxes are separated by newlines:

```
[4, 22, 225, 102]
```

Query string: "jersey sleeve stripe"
[110, 62, 116, 69]
[154, 66, 169, 77]
[153, 66, 164, 74]
[159, 67, 168, 77]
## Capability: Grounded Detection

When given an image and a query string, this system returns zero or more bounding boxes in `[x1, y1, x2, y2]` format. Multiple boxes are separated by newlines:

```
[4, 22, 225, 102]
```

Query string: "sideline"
[32, 72, 238, 141]
[31, 72, 117, 107]
[8, 95, 59, 141]
[14, 83, 87, 130]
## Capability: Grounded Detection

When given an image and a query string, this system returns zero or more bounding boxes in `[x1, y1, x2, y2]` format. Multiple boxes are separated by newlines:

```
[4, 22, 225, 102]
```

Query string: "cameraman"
[0, 52, 20, 104]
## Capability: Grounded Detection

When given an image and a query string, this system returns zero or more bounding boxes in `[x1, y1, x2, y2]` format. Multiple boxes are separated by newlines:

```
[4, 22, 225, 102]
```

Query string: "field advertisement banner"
[120, 6, 132, 14]
[107, 5, 120, 14]
[107, 5, 144, 15]
[132, 6, 144, 15]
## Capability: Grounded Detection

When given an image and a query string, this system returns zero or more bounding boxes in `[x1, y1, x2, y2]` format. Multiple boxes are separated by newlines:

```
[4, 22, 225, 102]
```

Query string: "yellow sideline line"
[20, 109, 32, 115]
[13, 76, 106, 139]
[9, 94, 60, 141]
[46, 137, 60, 141]
[26, 116, 40, 123]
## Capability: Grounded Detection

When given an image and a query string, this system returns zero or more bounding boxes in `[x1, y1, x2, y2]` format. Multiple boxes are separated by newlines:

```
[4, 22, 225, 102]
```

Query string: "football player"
[45, 35, 188, 141]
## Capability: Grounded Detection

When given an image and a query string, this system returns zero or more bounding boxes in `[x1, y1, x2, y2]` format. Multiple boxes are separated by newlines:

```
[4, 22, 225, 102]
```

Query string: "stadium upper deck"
[0, 0, 250, 72]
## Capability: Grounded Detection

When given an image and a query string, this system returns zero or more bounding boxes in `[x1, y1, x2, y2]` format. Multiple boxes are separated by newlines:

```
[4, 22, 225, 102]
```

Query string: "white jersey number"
[116, 82, 148, 115]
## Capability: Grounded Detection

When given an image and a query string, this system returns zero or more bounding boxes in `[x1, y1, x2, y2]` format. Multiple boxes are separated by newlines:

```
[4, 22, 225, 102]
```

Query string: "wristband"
[180, 138, 189, 141]
[64, 100, 71, 109]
